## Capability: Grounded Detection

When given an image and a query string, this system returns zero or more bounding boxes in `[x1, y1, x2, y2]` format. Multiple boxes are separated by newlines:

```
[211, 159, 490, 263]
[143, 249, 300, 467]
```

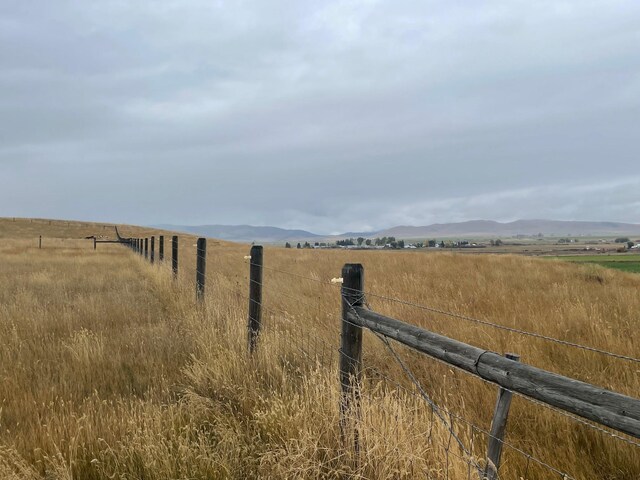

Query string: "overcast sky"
[1, 1, 639, 233]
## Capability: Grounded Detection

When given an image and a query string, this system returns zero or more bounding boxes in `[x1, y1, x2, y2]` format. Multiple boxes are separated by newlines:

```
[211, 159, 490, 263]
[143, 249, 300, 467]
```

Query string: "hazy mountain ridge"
[154, 220, 640, 243]
[376, 220, 640, 238]
[153, 224, 323, 242]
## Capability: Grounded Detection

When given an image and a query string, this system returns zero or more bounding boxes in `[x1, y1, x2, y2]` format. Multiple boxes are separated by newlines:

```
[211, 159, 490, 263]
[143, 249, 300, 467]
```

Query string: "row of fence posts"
[129, 235, 180, 280]
[127, 237, 514, 478]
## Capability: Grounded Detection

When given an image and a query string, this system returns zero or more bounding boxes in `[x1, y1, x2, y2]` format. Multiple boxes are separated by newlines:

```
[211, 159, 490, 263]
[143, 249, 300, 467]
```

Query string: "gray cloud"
[1, 1, 639, 232]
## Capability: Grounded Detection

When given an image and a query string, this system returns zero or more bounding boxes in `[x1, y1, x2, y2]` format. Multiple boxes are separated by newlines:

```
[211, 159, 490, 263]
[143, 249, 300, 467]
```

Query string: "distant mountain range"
[375, 220, 640, 238]
[153, 224, 323, 243]
[154, 220, 640, 243]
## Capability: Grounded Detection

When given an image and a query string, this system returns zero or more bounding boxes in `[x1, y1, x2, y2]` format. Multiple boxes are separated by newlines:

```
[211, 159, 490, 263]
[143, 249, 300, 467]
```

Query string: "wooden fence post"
[39, 236, 42, 249]
[484, 353, 520, 480]
[247, 245, 263, 353]
[150, 236, 155, 264]
[94, 237, 97, 250]
[139, 238, 143, 256]
[340, 263, 364, 456]
[159, 235, 164, 261]
[196, 237, 206, 301]
[172, 236, 178, 278]
[144, 238, 148, 259]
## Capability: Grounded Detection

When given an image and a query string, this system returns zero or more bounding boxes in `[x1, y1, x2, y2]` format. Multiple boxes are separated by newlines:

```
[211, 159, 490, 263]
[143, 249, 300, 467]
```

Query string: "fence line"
[121, 234, 639, 478]
[245, 260, 640, 364]
[343, 301, 640, 438]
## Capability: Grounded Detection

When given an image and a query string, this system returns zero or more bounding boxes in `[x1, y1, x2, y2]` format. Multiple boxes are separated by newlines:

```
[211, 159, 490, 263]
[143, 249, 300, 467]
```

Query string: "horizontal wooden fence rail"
[344, 292, 640, 440]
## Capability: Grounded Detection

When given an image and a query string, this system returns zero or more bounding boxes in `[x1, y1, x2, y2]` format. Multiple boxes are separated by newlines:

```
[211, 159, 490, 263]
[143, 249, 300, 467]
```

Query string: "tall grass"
[0, 219, 638, 479]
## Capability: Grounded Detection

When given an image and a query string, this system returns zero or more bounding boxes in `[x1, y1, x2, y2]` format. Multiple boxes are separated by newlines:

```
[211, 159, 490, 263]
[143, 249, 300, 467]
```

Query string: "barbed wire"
[172, 254, 640, 450]
[339, 297, 640, 450]
[131, 247, 640, 479]
[335, 314, 576, 479]
[245, 261, 639, 364]
[258, 318, 481, 478]
[351, 286, 640, 364]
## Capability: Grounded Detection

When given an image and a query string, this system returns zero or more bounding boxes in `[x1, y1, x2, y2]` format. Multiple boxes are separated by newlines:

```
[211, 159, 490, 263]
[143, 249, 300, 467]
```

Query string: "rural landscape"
[2, 1, 640, 479]
[0, 217, 638, 479]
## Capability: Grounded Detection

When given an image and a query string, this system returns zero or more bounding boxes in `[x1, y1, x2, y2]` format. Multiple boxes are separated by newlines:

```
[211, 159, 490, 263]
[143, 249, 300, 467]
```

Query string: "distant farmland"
[551, 254, 640, 274]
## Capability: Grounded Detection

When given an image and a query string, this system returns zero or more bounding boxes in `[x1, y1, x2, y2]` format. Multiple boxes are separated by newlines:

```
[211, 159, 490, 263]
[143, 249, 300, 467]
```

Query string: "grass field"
[551, 254, 640, 273]
[0, 218, 638, 479]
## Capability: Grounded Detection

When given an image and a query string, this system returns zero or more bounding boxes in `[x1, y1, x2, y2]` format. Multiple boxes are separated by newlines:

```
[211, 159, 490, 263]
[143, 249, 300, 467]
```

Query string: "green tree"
[285, 242, 291, 248]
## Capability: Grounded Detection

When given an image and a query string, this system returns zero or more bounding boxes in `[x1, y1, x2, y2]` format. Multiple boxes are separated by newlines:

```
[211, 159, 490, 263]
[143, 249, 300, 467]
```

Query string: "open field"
[0, 218, 638, 479]
[549, 254, 640, 274]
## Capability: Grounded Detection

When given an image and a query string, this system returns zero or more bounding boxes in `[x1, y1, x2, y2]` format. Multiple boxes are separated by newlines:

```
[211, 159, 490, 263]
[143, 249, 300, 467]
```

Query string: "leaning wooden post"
[247, 245, 263, 353]
[172, 236, 179, 278]
[484, 353, 521, 480]
[159, 235, 164, 261]
[150, 236, 155, 264]
[196, 237, 206, 301]
[340, 263, 364, 455]
[39, 236, 42, 249]
[144, 238, 148, 259]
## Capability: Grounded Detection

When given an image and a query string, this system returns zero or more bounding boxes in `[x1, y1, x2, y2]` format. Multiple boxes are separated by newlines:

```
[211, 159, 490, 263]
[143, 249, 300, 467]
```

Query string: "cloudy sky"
[1, 1, 639, 233]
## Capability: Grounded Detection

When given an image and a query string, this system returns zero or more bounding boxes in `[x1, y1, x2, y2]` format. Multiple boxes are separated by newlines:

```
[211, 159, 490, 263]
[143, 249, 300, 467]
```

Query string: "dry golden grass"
[0, 218, 638, 479]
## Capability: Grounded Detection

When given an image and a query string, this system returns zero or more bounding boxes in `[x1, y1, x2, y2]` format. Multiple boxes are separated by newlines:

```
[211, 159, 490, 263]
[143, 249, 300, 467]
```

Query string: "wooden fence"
[117, 235, 639, 478]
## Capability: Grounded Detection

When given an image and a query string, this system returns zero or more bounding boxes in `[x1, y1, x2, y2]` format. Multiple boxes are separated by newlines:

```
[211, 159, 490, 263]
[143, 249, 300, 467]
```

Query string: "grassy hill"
[0, 218, 638, 479]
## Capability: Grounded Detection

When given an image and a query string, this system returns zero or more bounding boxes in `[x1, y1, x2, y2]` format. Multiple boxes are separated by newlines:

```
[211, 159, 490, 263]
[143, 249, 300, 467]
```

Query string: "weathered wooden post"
[144, 238, 148, 259]
[340, 263, 364, 455]
[172, 236, 178, 278]
[484, 353, 521, 480]
[139, 238, 143, 256]
[150, 236, 155, 264]
[39, 236, 42, 249]
[159, 235, 164, 261]
[247, 245, 263, 353]
[93, 237, 97, 250]
[196, 237, 206, 301]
